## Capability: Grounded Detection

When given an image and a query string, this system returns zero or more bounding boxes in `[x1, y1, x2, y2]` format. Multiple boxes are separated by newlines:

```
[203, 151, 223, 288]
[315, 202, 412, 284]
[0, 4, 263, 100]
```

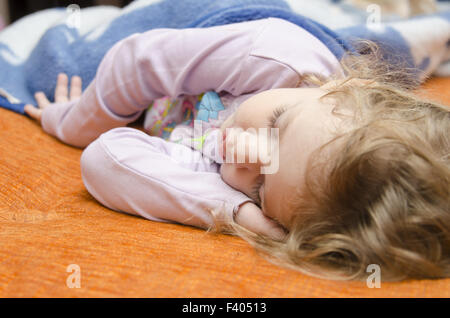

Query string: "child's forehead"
[280, 98, 349, 151]
[287, 94, 339, 123]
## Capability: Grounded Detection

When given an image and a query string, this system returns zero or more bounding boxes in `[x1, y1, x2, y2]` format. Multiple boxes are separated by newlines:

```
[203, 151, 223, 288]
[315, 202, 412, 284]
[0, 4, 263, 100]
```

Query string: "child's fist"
[235, 201, 287, 241]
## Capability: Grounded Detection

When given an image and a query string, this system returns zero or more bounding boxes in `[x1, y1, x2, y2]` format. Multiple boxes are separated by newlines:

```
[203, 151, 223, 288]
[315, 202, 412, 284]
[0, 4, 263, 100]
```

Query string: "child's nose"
[234, 162, 261, 175]
[224, 129, 262, 165]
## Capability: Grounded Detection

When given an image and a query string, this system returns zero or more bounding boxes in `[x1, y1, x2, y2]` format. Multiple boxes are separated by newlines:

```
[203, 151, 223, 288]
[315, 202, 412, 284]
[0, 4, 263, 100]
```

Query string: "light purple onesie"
[40, 17, 343, 230]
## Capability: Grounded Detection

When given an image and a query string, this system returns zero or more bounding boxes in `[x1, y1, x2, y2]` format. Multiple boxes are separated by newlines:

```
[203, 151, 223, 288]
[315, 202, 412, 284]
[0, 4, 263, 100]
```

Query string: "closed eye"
[249, 105, 288, 207]
[267, 105, 288, 128]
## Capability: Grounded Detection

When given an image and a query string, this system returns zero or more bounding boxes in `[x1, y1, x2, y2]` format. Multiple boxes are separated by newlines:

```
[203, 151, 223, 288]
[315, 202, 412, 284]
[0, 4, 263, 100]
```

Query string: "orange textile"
[0, 77, 449, 297]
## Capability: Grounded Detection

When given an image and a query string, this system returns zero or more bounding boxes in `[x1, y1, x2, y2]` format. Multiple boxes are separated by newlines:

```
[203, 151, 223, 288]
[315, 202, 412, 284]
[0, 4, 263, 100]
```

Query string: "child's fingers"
[34, 92, 51, 109]
[69, 75, 82, 100]
[54, 73, 69, 103]
[24, 104, 42, 123]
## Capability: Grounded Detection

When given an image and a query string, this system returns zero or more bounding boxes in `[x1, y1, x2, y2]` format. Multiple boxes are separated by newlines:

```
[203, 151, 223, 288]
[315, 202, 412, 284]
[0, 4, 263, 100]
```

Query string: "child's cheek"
[219, 164, 233, 187]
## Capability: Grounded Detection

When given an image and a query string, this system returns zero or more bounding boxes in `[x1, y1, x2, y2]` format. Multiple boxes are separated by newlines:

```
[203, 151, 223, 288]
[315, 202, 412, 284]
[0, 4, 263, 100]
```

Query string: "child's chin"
[219, 163, 231, 185]
[219, 164, 225, 180]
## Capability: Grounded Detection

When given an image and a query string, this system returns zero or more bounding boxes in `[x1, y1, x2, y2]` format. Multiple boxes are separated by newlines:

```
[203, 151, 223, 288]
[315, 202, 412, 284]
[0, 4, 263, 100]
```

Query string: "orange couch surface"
[1, 78, 449, 297]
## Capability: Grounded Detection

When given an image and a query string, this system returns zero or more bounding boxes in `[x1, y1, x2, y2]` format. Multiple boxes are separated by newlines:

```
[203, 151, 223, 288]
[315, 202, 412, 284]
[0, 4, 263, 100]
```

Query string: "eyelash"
[268, 105, 288, 128]
[252, 105, 287, 206]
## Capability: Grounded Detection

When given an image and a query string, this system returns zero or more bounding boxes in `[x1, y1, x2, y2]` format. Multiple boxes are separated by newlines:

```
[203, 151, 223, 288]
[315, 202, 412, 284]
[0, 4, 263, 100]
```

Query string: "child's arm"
[80, 127, 285, 240]
[80, 127, 248, 229]
[26, 19, 295, 148]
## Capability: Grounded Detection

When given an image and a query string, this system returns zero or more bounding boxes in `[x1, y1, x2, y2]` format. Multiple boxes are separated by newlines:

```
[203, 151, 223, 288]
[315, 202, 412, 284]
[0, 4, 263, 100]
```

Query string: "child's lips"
[221, 130, 227, 161]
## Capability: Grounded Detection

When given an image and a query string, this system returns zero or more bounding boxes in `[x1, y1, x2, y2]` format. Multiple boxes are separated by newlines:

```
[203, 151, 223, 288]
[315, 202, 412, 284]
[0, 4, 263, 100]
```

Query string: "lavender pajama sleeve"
[80, 127, 251, 229]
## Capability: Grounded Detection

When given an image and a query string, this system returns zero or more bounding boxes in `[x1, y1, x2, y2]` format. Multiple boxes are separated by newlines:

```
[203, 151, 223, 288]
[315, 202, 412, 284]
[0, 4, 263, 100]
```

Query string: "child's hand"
[235, 202, 287, 241]
[24, 73, 82, 125]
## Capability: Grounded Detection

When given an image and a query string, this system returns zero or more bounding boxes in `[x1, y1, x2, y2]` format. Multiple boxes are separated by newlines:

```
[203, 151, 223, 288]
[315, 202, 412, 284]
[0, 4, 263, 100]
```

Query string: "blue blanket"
[0, 0, 449, 115]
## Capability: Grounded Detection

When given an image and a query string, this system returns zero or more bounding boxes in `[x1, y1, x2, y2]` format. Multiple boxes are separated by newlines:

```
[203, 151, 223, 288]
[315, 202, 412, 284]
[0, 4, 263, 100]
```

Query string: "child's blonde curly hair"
[210, 39, 450, 282]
